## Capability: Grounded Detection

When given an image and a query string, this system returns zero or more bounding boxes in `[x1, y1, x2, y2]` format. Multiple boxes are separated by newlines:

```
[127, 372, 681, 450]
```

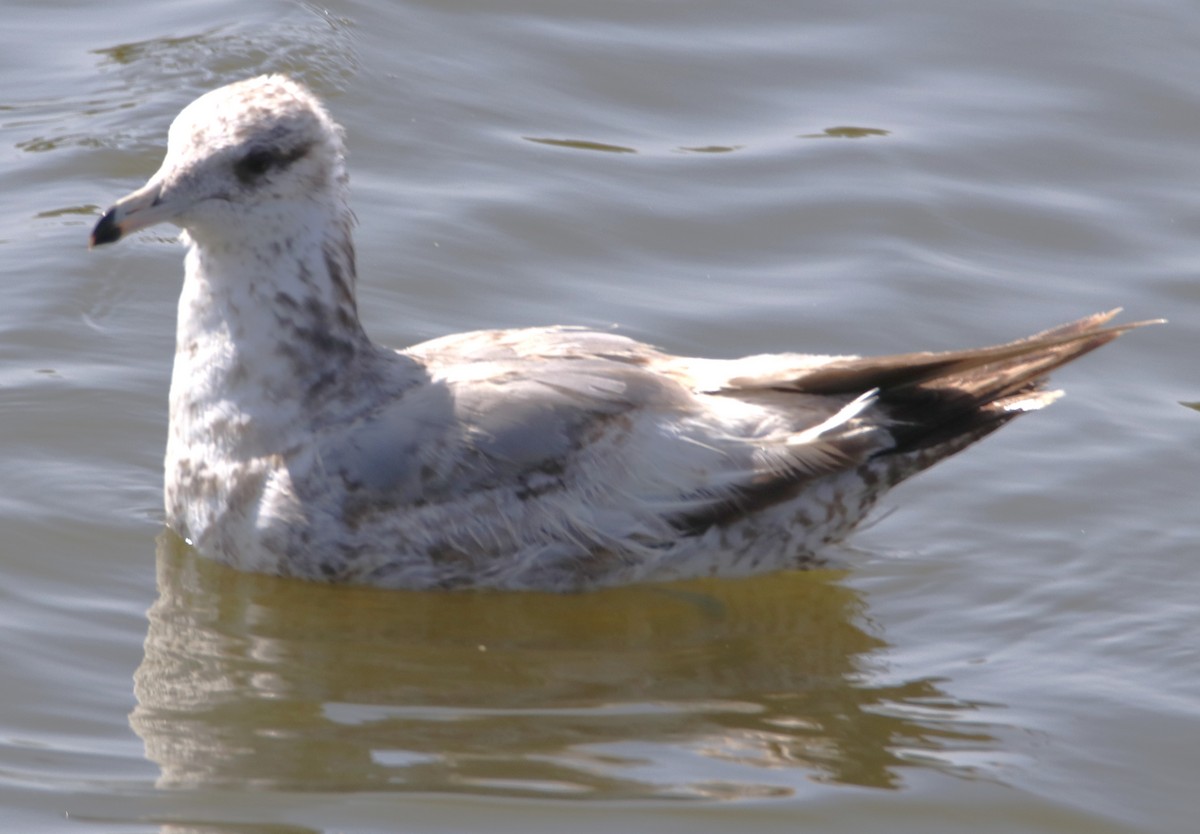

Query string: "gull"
[90, 75, 1156, 591]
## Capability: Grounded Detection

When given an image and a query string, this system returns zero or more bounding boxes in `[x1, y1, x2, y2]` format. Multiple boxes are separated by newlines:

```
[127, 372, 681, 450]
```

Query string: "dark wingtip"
[89, 207, 122, 248]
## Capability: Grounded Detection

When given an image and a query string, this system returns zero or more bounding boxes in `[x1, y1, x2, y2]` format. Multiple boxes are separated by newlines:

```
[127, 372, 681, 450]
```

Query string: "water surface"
[1, 1, 1197, 832]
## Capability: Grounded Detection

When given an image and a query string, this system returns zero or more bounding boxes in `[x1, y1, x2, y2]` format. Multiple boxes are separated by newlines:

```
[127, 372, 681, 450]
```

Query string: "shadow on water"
[131, 534, 998, 801]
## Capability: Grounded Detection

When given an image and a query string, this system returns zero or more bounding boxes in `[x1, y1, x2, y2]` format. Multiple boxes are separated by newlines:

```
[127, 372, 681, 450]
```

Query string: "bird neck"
[169, 205, 375, 452]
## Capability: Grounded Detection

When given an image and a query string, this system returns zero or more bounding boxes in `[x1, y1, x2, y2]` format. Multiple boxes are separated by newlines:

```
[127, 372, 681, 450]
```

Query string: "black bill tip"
[89, 207, 122, 248]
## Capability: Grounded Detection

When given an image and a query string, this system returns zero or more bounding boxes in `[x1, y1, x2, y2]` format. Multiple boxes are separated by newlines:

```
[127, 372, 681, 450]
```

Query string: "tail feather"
[669, 311, 1159, 536]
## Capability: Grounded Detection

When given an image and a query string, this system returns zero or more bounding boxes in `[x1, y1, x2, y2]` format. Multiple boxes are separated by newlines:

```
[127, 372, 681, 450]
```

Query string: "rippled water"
[2, 1, 1198, 832]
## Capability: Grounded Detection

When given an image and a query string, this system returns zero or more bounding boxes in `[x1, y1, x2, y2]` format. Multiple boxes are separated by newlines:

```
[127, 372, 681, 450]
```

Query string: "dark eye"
[234, 147, 277, 184]
[233, 143, 311, 185]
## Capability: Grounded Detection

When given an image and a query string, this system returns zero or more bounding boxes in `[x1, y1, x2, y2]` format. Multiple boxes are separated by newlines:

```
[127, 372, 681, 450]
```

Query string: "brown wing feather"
[782, 309, 1158, 396]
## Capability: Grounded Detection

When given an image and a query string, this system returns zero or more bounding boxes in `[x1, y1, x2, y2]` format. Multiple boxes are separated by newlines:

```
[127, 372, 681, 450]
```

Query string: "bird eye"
[235, 147, 278, 184]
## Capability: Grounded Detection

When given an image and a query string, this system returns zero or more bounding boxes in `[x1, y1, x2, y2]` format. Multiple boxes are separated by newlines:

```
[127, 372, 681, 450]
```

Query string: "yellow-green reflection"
[799, 126, 890, 139]
[132, 533, 995, 799]
[523, 137, 638, 154]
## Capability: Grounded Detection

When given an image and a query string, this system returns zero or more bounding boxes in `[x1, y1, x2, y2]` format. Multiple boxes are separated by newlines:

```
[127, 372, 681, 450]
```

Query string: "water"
[2, 0, 1197, 831]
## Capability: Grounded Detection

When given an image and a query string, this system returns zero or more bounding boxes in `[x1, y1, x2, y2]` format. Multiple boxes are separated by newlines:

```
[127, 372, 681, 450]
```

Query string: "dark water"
[2, 1, 1197, 832]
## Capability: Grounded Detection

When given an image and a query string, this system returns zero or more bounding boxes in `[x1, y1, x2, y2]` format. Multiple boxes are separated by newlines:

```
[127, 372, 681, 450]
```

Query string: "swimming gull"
[90, 75, 1156, 591]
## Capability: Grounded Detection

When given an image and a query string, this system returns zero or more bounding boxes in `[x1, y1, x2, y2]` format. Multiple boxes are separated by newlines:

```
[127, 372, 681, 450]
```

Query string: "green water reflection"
[132, 534, 996, 800]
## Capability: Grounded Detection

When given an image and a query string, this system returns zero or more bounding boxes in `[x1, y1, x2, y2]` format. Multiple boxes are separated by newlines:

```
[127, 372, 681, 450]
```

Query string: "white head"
[91, 75, 349, 250]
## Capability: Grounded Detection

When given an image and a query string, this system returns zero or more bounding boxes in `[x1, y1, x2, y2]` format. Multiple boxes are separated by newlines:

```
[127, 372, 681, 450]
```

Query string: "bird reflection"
[131, 533, 997, 799]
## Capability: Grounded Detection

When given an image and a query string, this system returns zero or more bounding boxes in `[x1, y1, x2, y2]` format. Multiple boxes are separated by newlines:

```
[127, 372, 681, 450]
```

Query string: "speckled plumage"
[90, 75, 1153, 591]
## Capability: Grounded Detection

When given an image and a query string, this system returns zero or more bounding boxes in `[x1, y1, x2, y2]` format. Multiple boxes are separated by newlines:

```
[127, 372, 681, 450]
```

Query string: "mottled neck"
[170, 202, 375, 451]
